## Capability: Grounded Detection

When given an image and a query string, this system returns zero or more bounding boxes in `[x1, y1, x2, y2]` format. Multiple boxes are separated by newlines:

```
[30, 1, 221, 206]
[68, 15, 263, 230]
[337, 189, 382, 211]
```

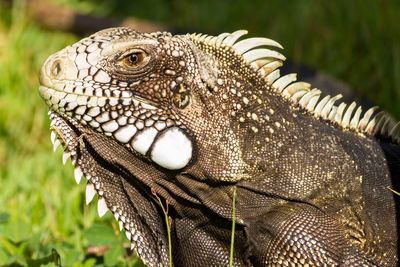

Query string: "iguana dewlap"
[39, 27, 400, 266]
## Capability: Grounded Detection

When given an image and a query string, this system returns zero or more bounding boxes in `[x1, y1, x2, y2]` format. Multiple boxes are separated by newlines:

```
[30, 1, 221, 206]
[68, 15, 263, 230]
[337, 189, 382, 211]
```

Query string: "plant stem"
[387, 186, 400, 196]
[229, 186, 237, 267]
[153, 192, 173, 267]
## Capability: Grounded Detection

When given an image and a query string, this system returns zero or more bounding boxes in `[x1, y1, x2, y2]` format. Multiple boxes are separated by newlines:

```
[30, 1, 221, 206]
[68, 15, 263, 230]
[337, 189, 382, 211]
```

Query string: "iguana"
[38, 27, 400, 266]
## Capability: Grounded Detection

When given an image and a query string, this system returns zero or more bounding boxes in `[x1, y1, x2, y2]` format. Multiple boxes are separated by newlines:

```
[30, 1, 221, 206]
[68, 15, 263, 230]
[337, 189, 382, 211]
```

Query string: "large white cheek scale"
[150, 127, 193, 170]
[131, 127, 158, 155]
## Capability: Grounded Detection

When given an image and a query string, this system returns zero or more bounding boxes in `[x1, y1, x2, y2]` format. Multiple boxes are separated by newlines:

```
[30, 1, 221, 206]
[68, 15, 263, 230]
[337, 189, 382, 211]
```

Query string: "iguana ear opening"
[171, 83, 191, 109]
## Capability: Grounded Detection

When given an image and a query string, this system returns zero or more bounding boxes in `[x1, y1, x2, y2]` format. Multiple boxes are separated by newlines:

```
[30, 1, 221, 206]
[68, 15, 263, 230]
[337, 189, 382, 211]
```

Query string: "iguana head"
[40, 28, 197, 170]
[39, 27, 283, 183]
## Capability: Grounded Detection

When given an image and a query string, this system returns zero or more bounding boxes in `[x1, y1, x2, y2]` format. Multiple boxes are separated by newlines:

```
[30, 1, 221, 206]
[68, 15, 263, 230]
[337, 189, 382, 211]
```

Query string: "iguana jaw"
[47, 110, 171, 265]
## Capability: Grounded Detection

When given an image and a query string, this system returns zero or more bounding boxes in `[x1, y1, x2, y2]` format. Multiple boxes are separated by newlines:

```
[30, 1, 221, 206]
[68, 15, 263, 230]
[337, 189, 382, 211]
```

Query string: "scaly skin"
[39, 27, 400, 266]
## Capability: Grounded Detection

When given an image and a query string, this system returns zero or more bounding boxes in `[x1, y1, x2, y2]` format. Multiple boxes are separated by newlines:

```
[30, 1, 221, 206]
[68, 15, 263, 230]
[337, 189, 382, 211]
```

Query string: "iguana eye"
[172, 84, 190, 109]
[128, 52, 142, 64]
[121, 51, 148, 68]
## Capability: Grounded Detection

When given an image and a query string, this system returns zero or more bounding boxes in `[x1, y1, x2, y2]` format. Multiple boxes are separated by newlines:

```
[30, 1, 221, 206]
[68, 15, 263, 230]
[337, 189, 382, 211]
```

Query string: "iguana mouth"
[38, 85, 158, 114]
[38, 84, 159, 142]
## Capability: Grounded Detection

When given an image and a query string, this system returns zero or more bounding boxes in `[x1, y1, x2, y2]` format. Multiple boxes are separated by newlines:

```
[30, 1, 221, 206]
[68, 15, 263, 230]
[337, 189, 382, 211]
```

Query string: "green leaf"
[0, 247, 10, 264]
[130, 257, 147, 267]
[84, 223, 116, 246]
[104, 244, 123, 266]
[0, 212, 10, 224]
[61, 246, 84, 266]
[25, 232, 41, 254]
[0, 216, 30, 242]
[73, 258, 96, 267]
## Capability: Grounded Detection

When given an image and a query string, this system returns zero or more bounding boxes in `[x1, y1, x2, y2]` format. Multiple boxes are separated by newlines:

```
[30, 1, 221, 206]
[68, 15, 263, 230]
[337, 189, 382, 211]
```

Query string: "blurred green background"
[0, 0, 399, 266]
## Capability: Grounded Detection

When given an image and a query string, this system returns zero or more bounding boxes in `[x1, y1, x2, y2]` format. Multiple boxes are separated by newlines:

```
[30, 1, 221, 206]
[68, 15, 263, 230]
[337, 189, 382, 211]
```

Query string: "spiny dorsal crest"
[190, 30, 400, 144]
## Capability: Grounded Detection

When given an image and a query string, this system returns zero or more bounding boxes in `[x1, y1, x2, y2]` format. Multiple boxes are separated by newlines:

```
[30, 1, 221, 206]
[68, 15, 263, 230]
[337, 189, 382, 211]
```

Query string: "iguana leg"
[246, 203, 378, 266]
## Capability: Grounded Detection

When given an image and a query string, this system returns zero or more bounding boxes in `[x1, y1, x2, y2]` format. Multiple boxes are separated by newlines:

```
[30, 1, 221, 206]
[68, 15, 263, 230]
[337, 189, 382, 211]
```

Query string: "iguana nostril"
[50, 59, 62, 78]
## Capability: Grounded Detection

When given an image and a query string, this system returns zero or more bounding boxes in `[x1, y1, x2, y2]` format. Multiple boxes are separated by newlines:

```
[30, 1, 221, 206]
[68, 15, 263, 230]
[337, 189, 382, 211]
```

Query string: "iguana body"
[39, 28, 400, 266]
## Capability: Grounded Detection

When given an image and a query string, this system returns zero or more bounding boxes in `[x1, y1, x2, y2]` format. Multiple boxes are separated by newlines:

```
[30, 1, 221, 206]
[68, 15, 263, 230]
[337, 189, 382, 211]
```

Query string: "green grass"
[0, 0, 399, 266]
